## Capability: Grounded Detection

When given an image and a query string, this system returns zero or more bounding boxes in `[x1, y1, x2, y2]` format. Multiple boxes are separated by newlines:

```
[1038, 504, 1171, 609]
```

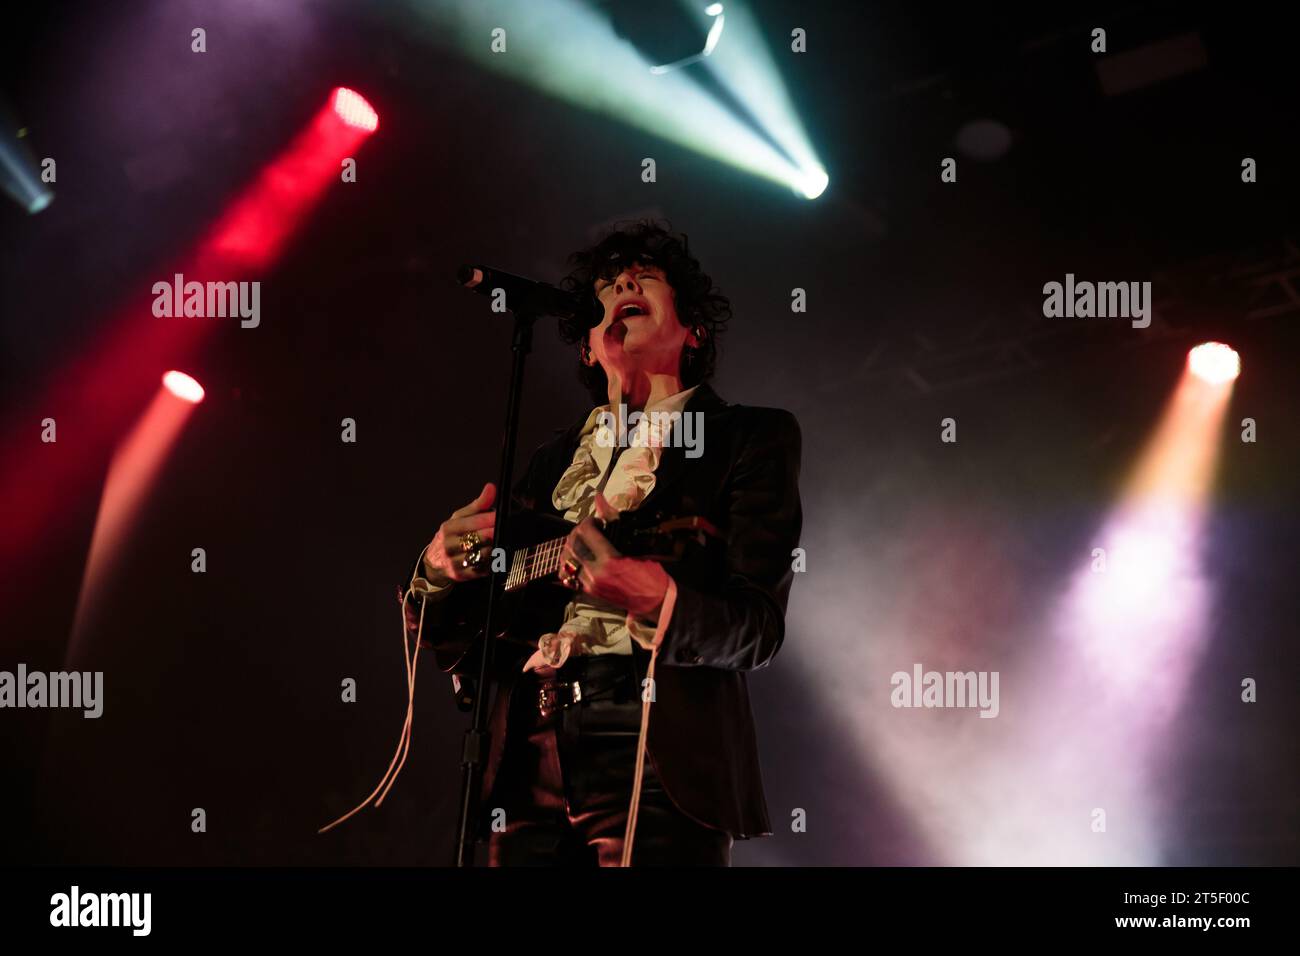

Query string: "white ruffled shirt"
[521, 385, 698, 673]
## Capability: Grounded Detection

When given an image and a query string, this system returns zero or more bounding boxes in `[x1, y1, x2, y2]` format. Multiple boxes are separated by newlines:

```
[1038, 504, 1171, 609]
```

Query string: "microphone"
[457, 264, 598, 321]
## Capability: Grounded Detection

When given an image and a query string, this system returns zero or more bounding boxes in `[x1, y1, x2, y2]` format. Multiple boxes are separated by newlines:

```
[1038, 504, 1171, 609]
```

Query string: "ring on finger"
[560, 558, 582, 590]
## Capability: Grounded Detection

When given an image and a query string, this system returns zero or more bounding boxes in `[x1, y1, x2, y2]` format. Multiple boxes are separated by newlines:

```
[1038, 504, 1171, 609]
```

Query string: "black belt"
[531, 654, 638, 719]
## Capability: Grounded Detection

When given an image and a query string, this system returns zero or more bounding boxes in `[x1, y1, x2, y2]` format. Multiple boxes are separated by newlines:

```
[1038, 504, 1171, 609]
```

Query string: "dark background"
[1, 0, 1296, 865]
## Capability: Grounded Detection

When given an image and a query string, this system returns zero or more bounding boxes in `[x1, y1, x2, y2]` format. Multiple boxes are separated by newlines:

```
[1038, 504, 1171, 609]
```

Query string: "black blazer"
[420, 383, 802, 838]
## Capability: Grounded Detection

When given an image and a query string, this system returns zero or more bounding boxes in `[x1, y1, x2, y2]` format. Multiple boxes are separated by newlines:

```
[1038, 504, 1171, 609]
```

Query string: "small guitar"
[423, 508, 721, 673]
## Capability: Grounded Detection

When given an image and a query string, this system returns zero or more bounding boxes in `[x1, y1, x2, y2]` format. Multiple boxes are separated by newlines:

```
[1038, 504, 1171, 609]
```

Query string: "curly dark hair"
[558, 220, 731, 404]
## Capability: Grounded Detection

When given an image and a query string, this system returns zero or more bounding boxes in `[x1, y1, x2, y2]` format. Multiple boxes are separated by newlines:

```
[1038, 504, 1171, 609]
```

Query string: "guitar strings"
[518, 537, 566, 586]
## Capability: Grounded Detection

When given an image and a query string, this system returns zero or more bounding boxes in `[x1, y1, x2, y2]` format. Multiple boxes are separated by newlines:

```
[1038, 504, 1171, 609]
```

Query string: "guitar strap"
[619, 574, 678, 867]
[594, 436, 629, 498]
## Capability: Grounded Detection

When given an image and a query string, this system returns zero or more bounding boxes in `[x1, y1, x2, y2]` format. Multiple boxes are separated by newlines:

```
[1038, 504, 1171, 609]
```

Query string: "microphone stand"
[453, 302, 538, 867]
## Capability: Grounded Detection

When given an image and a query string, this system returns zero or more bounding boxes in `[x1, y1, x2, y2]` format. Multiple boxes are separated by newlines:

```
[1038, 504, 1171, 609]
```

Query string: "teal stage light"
[411, 0, 828, 199]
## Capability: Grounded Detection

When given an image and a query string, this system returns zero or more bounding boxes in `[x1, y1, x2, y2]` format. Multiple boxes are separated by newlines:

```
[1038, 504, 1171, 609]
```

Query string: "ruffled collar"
[551, 385, 698, 522]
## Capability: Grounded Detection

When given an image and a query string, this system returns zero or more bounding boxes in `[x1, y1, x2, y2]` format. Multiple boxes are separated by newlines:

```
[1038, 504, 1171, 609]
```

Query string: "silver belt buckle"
[537, 680, 582, 717]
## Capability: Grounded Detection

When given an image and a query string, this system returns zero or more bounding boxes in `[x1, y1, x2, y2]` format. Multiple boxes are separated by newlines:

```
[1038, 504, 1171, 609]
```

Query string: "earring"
[688, 325, 707, 356]
[685, 335, 700, 366]
[580, 343, 592, 365]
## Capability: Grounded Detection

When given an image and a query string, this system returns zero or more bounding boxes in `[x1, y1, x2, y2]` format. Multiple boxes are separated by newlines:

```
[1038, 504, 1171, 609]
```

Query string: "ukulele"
[422, 508, 721, 673]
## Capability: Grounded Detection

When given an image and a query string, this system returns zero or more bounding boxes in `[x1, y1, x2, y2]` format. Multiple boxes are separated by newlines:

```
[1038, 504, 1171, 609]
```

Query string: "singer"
[408, 220, 802, 865]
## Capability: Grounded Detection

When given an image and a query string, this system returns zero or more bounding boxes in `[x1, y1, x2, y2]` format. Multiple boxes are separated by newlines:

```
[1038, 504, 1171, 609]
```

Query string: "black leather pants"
[483, 654, 733, 866]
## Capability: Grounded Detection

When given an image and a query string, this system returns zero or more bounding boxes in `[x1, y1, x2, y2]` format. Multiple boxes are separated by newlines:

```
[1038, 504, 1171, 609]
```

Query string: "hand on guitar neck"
[420, 482, 498, 588]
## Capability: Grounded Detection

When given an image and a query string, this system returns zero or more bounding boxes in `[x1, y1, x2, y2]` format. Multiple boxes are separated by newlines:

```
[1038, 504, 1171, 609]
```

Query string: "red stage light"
[0, 87, 377, 609]
[162, 370, 205, 403]
[332, 87, 379, 131]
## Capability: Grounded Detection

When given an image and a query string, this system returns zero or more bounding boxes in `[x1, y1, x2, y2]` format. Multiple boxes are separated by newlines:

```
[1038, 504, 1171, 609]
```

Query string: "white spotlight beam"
[683, 0, 828, 194]
[414, 0, 810, 193]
